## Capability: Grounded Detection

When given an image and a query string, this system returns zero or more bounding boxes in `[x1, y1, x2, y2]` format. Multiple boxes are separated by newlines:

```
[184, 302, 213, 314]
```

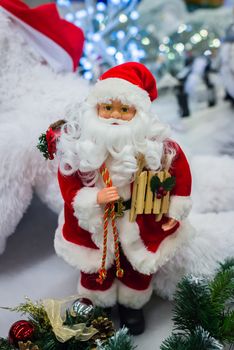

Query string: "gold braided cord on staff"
[96, 163, 124, 284]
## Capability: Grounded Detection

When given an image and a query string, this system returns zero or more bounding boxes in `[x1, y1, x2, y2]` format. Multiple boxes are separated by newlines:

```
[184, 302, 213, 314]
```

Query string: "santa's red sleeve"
[58, 169, 102, 233]
[167, 142, 192, 221]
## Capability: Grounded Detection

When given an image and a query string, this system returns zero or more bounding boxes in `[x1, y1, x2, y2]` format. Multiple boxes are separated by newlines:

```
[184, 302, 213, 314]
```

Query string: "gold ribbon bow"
[43, 297, 98, 343]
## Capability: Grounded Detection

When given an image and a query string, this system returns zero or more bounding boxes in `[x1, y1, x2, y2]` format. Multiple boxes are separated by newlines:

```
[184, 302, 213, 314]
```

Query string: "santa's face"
[58, 96, 169, 186]
[97, 99, 136, 123]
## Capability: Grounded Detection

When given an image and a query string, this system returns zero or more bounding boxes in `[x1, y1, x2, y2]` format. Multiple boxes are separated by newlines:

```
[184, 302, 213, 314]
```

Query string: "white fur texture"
[118, 282, 153, 309]
[72, 187, 103, 234]
[153, 154, 234, 299]
[0, 10, 89, 253]
[54, 212, 114, 273]
[78, 279, 117, 307]
[118, 211, 195, 275]
[87, 78, 151, 112]
[168, 196, 192, 221]
[154, 211, 234, 300]
[192, 155, 234, 213]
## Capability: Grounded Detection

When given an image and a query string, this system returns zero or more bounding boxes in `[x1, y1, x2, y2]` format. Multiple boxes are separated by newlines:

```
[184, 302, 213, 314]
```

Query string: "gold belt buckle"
[115, 197, 125, 218]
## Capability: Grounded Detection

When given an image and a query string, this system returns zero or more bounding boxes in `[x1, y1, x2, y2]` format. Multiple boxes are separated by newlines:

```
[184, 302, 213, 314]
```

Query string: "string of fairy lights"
[56, 0, 223, 81]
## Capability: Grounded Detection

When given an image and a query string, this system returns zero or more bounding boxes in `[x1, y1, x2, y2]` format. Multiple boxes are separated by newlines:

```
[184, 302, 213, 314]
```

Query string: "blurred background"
[21, 0, 234, 117]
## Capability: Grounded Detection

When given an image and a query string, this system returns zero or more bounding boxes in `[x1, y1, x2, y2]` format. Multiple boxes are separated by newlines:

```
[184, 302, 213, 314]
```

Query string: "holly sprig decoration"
[150, 175, 176, 199]
[37, 119, 66, 160]
[37, 133, 50, 160]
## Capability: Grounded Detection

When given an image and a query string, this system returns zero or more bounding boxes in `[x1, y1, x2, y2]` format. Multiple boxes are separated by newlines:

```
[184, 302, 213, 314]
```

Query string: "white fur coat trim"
[87, 78, 151, 112]
[118, 211, 195, 275]
[72, 187, 116, 252]
[78, 279, 117, 307]
[168, 195, 192, 221]
[117, 281, 153, 309]
[54, 212, 114, 273]
[72, 187, 103, 235]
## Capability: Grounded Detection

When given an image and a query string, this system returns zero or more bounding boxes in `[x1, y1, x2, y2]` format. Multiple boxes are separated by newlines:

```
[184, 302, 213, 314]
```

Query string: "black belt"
[113, 198, 131, 217]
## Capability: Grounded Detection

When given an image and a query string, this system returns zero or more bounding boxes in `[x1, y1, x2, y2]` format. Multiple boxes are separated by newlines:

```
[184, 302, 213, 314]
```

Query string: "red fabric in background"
[0, 0, 84, 70]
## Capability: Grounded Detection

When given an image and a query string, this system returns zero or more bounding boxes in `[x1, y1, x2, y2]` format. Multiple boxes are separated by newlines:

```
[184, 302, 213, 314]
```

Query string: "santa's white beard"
[58, 103, 170, 187]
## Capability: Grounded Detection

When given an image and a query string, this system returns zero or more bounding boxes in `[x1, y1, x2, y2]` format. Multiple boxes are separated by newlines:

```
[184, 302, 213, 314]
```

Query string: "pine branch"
[219, 259, 234, 272]
[35, 332, 60, 350]
[172, 276, 220, 337]
[188, 328, 223, 350]
[92, 306, 107, 319]
[210, 263, 234, 310]
[219, 310, 234, 343]
[161, 258, 234, 349]
[66, 340, 93, 350]
[160, 328, 223, 350]
[160, 334, 187, 350]
[98, 327, 136, 350]
[0, 338, 15, 350]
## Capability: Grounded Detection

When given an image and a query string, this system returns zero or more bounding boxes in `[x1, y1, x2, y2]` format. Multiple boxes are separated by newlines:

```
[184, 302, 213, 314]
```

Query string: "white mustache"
[98, 117, 129, 125]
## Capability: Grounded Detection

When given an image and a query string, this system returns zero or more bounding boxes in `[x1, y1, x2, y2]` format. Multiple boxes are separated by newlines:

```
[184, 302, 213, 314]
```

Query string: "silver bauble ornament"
[71, 297, 94, 318]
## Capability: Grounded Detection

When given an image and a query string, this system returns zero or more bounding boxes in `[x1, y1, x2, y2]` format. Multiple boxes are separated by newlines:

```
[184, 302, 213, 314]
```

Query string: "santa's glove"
[144, 140, 163, 171]
[110, 147, 138, 185]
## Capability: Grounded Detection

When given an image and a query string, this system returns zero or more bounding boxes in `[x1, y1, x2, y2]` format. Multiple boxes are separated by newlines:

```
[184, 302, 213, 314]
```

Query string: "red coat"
[54, 141, 192, 275]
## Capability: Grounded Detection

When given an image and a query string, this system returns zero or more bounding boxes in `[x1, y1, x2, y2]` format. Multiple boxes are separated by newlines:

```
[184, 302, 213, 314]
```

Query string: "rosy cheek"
[125, 113, 134, 120]
[99, 109, 111, 118]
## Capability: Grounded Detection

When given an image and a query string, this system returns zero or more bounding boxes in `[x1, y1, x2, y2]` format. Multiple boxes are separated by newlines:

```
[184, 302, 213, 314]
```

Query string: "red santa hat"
[87, 62, 158, 112]
[0, 0, 84, 72]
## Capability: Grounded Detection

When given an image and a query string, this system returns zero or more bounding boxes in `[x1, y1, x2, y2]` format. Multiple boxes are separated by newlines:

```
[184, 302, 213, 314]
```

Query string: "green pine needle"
[210, 260, 234, 310]
[98, 327, 136, 350]
[219, 310, 234, 343]
[161, 258, 234, 349]
[0, 338, 15, 350]
[172, 276, 220, 337]
[160, 328, 223, 350]
[219, 258, 234, 272]
[92, 306, 107, 319]
[36, 331, 61, 350]
[160, 334, 187, 350]
[37, 133, 50, 160]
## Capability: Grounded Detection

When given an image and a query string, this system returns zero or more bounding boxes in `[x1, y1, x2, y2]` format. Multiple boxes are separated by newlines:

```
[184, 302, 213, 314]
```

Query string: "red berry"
[163, 190, 167, 196]
[157, 193, 162, 199]
[159, 186, 164, 193]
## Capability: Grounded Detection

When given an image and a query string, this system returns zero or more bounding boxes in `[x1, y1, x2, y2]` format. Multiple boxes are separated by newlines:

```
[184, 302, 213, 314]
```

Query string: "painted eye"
[105, 105, 112, 111]
[121, 106, 129, 113]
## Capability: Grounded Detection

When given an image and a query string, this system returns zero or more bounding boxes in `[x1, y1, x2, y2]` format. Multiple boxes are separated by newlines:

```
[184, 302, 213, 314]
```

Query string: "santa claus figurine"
[54, 62, 192, 335]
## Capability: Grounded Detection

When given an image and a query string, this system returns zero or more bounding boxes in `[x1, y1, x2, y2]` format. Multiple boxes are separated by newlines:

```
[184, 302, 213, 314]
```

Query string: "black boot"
[118, 304, 145, 335]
